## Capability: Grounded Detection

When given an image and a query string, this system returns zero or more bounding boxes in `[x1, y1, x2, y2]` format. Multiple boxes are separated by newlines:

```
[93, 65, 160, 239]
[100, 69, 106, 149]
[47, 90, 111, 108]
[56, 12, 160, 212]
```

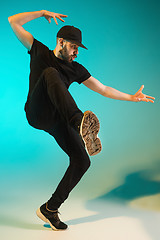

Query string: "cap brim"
[65, 39, 88, 50]
[78, 42, 88, 50]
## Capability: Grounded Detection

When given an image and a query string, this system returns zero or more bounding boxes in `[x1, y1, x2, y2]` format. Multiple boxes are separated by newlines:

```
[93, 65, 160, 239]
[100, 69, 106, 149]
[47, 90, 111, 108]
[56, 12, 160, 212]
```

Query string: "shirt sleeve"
[75, 62, 91, 84]
[28, 38, 49, 57]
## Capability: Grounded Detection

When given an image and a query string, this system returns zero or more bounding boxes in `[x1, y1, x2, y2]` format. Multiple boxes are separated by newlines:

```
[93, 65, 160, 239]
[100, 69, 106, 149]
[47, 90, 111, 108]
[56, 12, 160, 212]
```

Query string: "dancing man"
[8, 10, 155, 231]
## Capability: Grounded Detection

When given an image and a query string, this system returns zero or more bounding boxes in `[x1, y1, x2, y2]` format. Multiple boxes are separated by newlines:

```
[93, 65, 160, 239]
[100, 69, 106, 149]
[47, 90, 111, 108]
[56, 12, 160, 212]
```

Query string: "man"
[8, 10, 155, 231]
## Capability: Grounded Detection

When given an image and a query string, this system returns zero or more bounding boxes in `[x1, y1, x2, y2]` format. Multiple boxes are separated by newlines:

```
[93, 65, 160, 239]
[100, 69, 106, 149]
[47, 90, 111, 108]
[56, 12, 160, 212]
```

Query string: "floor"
[1, 195, 160, 240]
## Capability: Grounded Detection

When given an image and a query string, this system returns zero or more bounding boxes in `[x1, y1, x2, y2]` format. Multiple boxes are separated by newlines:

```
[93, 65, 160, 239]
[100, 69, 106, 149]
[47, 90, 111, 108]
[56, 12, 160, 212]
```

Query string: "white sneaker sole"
[36, 208, 67, 231]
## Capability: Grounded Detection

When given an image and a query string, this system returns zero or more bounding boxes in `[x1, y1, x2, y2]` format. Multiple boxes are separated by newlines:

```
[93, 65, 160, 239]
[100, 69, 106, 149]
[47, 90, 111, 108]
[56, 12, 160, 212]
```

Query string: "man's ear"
[58, 38, 64, 48]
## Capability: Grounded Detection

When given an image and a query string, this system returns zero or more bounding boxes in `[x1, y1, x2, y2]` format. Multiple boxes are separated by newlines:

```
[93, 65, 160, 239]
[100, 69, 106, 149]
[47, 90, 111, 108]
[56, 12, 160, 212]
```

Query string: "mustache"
[72, 54, 77, 58]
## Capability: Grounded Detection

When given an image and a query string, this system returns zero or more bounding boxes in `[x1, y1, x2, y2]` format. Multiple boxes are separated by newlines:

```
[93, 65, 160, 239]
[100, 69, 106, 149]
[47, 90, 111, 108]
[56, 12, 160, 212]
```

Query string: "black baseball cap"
[57, 25, 88, 50]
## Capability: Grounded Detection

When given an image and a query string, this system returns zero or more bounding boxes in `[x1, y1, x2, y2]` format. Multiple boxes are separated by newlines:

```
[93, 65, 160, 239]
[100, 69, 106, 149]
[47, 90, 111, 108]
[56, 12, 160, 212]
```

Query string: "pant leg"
[45, 118, 91, 210]
[25, 67, 90, 209]
[25, 67, 83, 130]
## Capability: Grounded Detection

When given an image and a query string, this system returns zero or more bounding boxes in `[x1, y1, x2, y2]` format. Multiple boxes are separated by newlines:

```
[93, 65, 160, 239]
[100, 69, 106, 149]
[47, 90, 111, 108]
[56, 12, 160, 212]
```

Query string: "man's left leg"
[25, 67, 102, 156]
[36, 117, 91, 230]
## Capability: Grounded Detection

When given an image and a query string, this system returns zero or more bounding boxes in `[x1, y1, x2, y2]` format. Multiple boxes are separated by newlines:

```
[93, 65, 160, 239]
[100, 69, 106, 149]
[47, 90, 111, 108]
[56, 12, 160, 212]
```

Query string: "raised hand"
[132, 85, 155, 103]
[43, 10, 68, 25]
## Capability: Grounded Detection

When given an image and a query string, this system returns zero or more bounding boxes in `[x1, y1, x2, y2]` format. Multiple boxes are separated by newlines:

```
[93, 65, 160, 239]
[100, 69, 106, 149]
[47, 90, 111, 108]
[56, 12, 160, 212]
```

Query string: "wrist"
[41, 10, 47, 16]
[129, 95, 134, 101]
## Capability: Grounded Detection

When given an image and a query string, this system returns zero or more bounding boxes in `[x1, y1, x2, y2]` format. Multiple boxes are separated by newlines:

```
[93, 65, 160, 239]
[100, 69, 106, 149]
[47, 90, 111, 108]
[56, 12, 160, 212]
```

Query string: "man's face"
[59, 40, 79, 62]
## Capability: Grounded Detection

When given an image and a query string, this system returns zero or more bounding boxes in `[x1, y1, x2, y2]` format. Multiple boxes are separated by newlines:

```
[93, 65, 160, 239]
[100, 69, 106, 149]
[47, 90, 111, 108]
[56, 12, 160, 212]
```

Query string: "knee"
[43, 67, 59, 81]
[80, 157, 91, 174]
[42, 67, 62, 89]
[84, 156, 91, 172]
[43, 67, 58, 76]
[72, 153, 91, 173]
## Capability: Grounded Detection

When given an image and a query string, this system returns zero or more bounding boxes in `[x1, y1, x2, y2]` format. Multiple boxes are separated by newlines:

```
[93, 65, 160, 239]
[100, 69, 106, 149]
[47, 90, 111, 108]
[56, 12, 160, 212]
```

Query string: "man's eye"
[71, 45, 76, 49]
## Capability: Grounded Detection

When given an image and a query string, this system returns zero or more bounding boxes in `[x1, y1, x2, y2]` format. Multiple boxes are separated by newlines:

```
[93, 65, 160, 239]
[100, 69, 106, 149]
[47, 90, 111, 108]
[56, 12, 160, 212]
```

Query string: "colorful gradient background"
[1, 0, 160, 219]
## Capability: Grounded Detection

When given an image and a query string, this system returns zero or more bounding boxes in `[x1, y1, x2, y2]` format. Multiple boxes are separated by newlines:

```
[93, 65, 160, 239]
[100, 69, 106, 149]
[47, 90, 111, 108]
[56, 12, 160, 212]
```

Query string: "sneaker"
[80, 110, 102, 156]
[36, 203, 68, 231]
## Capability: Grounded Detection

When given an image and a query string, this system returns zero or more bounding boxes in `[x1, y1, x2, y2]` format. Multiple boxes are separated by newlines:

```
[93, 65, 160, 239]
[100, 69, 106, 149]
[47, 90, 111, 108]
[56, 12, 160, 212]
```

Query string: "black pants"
[25, 67, 91, 210]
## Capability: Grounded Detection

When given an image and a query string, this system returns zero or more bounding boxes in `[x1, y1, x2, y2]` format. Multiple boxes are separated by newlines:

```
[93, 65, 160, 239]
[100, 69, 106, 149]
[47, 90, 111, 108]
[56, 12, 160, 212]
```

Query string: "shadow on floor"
[66, 161, 160, 226]
[98, 167, 160, 202]
[0, 214, 48, 231]
[1, 160, 160, 235]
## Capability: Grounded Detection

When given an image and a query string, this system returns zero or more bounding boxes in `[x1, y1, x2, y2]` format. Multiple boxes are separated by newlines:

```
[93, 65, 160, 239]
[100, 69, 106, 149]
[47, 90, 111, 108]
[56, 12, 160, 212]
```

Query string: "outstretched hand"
[43, 10, 68, 25]
[132, 85, 155, 103]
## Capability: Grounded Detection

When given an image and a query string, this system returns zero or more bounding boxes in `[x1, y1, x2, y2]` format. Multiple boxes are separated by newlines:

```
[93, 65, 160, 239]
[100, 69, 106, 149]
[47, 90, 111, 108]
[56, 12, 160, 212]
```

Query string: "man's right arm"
[8, 11, 45, 50]
[8, 10, 67, 50]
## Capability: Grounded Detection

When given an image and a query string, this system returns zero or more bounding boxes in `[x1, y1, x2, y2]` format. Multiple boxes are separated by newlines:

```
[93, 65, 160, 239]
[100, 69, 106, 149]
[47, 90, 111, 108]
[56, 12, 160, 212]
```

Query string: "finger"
[53, 16, 58, 25]
[59, 14, 68, 18]
[48, 17, 51, 23]
[56, 16, 65, 22]
[146, 99, 154, 103]
[138, 85, 144, 93]
[141, 98, 154, 103]
[146, 95, 155, 99]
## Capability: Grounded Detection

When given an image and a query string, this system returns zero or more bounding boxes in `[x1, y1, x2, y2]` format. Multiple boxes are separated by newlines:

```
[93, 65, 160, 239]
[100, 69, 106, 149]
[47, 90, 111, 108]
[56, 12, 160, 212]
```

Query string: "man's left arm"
[83, 76, 155, 103]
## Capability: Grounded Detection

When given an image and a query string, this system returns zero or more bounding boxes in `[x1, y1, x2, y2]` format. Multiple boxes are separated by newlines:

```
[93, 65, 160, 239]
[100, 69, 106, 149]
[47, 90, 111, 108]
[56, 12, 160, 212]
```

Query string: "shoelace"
[53, 211, 61, 221]
[46, 202, 61, 221]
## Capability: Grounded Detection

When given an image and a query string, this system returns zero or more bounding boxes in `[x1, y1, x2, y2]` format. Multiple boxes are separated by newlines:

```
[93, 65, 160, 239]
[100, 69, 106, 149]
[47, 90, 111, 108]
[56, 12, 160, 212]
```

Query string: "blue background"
[1, 0, 160, 208]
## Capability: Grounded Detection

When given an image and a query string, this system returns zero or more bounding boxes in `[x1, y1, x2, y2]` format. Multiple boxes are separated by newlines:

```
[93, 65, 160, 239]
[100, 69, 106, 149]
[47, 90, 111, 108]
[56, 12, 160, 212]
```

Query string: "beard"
[59, 45, 77, 62]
